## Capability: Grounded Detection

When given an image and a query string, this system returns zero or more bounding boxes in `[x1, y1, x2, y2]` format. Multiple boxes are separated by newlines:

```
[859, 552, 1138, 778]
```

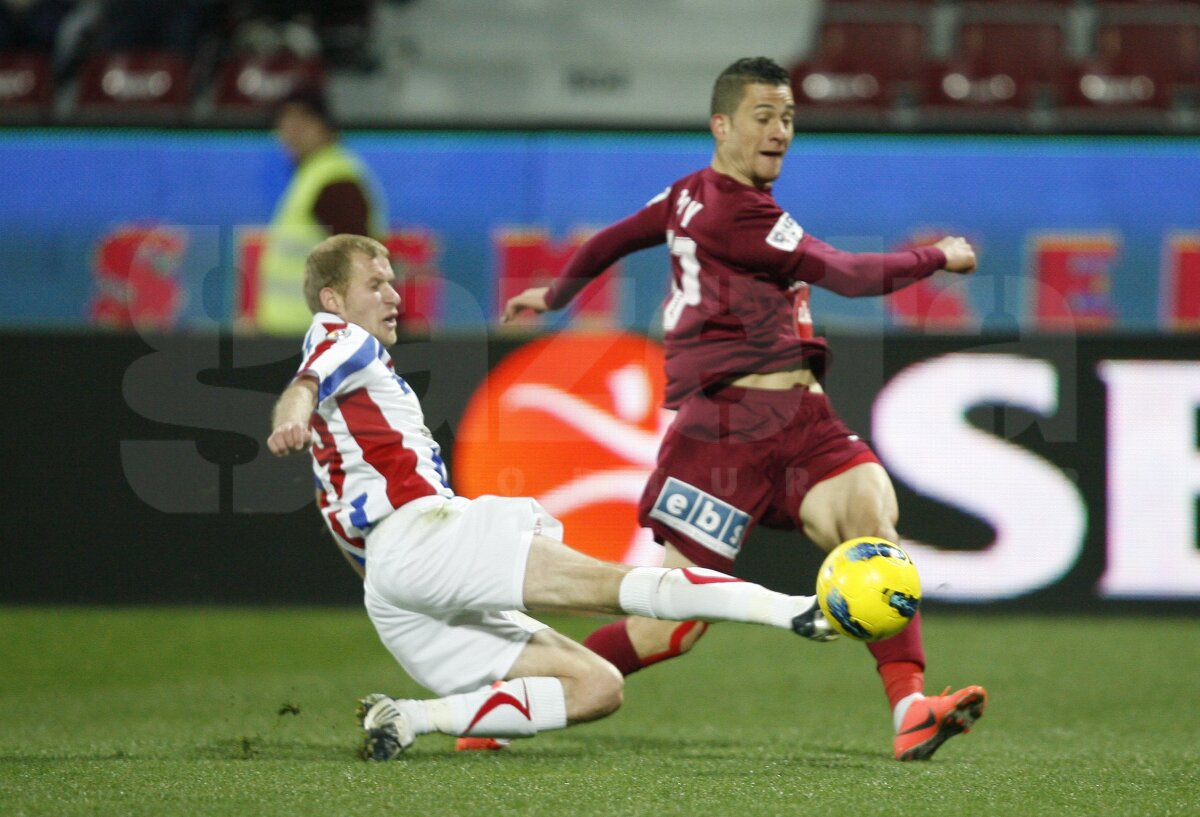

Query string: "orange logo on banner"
[454, 332, 669, 565]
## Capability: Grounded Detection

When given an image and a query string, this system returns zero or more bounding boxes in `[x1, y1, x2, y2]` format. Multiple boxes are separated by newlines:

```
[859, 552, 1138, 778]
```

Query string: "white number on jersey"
[663, 231, 702, 332]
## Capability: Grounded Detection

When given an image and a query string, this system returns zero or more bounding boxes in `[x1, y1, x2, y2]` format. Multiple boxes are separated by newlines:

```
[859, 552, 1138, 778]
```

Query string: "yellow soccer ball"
[816, 537, 921, 642]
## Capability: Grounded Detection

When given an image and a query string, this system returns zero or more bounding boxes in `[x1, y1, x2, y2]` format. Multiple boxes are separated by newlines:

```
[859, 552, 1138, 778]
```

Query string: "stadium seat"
[1067, 21, 1200, 111]
[926, 20, 1069, 113]
[0, 53, 52, 122]
[212, 54, 325, 123]
[790, 20, 928, 115]
[75, 51, 190, 122]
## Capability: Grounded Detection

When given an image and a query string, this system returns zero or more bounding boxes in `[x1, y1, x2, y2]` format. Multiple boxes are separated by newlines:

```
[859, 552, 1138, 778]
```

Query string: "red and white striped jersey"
[297, 312, 453, 566]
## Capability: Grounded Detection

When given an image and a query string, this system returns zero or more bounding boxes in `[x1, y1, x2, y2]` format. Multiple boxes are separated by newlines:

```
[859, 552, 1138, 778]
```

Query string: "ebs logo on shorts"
[649, 477, 750, 561]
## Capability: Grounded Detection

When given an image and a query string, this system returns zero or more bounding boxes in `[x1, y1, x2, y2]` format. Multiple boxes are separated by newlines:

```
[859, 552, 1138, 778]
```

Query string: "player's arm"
[503, 202, 668, 322]
[793, 235, 976, 298]
[267, 377, 318, 456]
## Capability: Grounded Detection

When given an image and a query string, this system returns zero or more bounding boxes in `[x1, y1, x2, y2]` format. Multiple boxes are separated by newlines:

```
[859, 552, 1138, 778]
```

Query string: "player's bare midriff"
[727, 365, 823, 393]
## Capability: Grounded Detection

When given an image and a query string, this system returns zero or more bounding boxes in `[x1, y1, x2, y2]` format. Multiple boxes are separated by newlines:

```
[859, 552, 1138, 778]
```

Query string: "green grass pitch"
[1, 607, 1196, 817]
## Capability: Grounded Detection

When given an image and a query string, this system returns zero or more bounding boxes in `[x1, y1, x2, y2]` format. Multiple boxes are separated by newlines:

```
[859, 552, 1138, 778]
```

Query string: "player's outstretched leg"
[583, 577, 836, 680]
[449, 566, 838, 754]
[614, 566, 836, 639]
[893, 685, 988, 761]
[525, 536, 836, 638]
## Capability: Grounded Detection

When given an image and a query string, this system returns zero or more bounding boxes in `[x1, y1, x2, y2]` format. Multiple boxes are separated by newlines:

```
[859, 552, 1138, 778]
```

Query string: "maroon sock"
[583, 620, 645, 675]
[867, 612, 927, 707]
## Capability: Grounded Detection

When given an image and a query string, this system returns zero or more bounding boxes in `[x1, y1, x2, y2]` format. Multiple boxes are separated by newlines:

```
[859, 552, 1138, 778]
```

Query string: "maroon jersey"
[545, 166, 946, 409]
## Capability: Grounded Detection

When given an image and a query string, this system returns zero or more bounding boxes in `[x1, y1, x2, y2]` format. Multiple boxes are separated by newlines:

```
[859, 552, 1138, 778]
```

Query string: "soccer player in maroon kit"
[505, 57, 986, 761]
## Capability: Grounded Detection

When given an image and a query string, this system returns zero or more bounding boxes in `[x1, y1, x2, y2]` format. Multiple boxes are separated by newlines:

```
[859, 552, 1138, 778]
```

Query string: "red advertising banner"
[1029, 233, 1119, 331]
[494, 227, 622, 326]
[1160, 232, 1200, 330]
[90, 225, 186, 331]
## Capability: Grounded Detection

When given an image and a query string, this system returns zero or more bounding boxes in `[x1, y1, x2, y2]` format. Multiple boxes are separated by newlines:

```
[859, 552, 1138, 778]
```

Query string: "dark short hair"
[304, 234, 390, 313]
[710, 57, 791, 116]
[277, 84, 335, 129]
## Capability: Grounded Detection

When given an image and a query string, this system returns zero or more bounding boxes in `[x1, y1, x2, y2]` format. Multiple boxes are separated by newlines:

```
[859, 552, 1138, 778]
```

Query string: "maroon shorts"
[637, 385, 879, 572]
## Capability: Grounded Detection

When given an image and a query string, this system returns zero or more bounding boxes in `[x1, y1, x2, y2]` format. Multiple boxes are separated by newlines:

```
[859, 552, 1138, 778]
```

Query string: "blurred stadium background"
[3, 0, 1198, 608]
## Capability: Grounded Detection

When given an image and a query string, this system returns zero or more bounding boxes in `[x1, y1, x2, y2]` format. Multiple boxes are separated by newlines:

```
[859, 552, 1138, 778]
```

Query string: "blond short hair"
[303, 234, 390, 313]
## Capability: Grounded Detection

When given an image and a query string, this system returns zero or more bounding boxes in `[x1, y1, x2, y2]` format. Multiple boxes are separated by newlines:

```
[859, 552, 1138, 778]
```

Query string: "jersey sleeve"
[724, 201, 947, 297]
[790, 236, 947, 297]
[544, 190, 671, 310]
[296, 325, 387, 403]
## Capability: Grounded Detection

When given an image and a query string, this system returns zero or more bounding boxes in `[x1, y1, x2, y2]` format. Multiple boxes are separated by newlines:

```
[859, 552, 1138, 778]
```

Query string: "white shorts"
[362, 494, 563, 695]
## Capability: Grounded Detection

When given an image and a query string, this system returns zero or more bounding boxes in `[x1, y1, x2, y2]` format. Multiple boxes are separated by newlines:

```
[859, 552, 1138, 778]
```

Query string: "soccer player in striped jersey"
[505, 57, 986, 761]
[268, 233, 840, 759]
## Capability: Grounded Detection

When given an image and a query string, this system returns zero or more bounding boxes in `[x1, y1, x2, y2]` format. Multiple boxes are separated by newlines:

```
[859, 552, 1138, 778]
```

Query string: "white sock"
[400, 678, 568, 738]
[618, 566, 813, 630]
[893, 691, 925, 732]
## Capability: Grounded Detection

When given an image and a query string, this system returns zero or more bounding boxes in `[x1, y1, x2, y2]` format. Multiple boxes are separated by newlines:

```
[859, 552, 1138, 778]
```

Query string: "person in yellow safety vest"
[257, 85, 388, 336]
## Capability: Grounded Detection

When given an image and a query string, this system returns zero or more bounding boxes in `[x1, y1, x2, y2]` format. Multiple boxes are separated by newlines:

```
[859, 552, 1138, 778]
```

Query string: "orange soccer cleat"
[893, 685, 987, 761]
[455, 737, 510, 751]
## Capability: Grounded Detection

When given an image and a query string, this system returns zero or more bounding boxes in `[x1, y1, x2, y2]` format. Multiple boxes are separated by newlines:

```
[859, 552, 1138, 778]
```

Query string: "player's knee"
[816, 501, 896, 547]
[844, 510, 898, 544]
[591, 660, 625, 717]
[565, 660, 624, 722]
[803, 518, 841, 551]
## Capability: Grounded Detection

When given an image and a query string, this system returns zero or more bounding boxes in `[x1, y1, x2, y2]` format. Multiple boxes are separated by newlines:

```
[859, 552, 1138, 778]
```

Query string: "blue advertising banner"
[0, 130, 1197, 331]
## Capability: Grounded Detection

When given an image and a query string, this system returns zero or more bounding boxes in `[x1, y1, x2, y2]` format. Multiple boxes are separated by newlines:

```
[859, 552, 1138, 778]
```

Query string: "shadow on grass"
[474, 734, 881, 769]
[0, 736, 881, 769]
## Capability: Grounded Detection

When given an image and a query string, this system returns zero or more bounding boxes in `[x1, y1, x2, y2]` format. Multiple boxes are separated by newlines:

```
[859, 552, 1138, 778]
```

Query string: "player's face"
[712, 82, 794, 190]
[332, 253, 400, 345]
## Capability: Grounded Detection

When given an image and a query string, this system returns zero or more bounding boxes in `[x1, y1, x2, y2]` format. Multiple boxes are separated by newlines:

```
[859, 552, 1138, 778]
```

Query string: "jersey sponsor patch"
[649, 477, 750, 560]
[766, 212, 805, 252]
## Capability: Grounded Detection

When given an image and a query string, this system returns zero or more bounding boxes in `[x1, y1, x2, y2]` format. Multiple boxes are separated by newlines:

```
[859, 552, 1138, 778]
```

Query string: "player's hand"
[267, 422, 311, 456]
[502, 286, 550, 322]
[934, 236, 976, 273]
